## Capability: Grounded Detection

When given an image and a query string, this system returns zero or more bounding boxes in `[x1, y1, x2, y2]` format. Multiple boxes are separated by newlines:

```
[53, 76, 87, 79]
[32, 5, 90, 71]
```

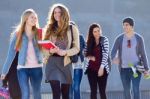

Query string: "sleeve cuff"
[101, 64, 105, 69]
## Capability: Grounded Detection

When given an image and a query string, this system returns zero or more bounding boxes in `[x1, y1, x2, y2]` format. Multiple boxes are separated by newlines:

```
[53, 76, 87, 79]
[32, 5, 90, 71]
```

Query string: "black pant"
[87, 69, 108, 99]
[2, 52, 21, 99]
[49, 80, 70, 99]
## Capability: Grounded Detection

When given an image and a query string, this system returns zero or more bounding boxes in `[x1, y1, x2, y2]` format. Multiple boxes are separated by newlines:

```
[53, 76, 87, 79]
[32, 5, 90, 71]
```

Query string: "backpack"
[69, 22, 78, 63]
[70, 21, 85, 63]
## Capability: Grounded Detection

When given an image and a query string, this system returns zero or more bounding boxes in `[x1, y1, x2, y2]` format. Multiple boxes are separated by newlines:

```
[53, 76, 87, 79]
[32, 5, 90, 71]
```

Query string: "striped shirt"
[85, 36, 110, 73]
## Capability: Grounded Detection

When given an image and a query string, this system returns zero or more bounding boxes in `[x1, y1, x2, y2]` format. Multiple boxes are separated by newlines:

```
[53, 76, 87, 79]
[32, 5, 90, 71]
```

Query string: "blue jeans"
[70, 68, 83, 99]
[120, 68, 141, 99]
[17, 67, 43, 99]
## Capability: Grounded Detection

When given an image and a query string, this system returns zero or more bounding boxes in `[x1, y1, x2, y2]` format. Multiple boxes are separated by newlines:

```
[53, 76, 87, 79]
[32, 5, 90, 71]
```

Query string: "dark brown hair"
[86, 23, 101, 56]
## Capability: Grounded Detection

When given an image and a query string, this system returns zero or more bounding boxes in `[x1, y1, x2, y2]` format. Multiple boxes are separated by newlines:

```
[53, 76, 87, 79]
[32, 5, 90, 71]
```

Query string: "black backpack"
[69, 21, 78, 63]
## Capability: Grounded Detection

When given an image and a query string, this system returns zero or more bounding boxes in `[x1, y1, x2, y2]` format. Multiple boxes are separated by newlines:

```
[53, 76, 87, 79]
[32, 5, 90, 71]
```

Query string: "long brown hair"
[13, 9, 39, 50]
[86, 23, 101, 56]
[44, 3, 70, 40]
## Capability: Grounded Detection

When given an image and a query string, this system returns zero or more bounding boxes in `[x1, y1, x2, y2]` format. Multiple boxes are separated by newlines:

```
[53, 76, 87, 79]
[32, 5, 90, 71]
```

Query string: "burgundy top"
[88, 44, 102, 72]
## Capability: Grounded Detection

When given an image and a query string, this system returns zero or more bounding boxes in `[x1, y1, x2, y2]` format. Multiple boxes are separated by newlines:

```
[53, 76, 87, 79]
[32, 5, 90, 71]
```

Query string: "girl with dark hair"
[85, 23, 110, 99]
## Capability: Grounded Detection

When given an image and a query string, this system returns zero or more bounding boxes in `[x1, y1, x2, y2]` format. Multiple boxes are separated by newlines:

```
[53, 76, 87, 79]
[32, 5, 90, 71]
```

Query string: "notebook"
[38, 40, 56, 50]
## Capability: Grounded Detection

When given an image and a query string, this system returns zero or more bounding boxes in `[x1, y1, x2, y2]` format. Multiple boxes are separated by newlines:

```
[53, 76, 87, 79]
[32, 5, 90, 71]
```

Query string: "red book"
[38, 40, 56, 50]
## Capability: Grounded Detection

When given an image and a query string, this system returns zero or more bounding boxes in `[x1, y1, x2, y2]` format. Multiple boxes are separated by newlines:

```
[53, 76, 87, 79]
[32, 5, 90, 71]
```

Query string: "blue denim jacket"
[2, 33, 42, 75]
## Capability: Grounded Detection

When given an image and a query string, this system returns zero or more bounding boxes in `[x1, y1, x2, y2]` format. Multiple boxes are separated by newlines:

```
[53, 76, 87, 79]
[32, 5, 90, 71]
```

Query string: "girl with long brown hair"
[43, 3, 79, 99]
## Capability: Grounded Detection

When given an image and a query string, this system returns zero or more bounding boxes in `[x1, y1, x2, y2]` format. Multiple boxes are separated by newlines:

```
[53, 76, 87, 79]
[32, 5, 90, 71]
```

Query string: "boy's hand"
[112, 58, 120, 65]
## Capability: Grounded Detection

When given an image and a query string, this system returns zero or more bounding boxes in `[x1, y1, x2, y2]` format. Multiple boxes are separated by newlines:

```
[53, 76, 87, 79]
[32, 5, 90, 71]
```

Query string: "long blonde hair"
[13, 9, 39, 50]
[44, 3, 70, 40]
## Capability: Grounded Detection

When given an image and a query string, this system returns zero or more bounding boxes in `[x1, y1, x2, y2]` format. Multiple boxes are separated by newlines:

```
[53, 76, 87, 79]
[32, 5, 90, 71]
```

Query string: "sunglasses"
[127, 40, 131, 48]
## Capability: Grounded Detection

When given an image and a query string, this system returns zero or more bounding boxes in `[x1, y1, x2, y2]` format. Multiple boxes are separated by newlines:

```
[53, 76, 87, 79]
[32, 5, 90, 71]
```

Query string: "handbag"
[69, 24, 78, 63]
[0, 80, 10, 99]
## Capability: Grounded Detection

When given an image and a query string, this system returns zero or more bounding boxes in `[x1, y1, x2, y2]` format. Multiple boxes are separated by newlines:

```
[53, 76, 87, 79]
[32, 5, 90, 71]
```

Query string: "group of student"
[0, 3, 149, 99]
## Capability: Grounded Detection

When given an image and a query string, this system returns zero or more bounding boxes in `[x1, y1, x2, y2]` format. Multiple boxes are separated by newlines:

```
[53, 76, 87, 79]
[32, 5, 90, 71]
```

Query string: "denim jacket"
[2, 33, 43, 75]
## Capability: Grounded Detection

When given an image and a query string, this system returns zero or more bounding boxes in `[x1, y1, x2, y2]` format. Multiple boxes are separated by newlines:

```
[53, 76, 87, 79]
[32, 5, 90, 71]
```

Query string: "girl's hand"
[87, 56, 95, 61]
[98, 67, 104, 77]
[57, 49, 67, 56]
[49, 47, 59, 54]
[1, 74, 6, 80]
